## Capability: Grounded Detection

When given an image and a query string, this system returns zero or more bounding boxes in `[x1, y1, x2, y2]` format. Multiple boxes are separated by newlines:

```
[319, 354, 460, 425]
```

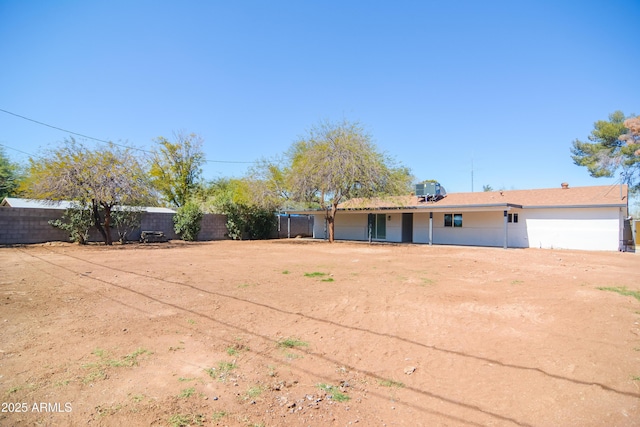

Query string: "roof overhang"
[522, 204, 627, 209]
[284, 203, 522, 215]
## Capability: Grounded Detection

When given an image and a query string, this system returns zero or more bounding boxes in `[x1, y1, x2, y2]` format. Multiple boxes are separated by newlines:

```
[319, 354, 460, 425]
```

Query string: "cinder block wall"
[0, 207, 229, 244]
[140, 212, 180, 240]
[0, 207, 68, 244]
[198, 214, 228, 240]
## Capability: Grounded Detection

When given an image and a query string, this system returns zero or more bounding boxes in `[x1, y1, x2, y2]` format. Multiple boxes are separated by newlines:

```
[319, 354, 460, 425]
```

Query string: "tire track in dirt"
[19, 246, 538, 427]
[21, 245, 640, 425]
[36, 247, 640, 399]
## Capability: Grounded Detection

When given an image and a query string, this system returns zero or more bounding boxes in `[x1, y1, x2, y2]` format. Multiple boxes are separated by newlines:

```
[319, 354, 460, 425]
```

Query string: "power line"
[0, 107, 117, 145]
[0, 142, 36, 158]
[0, 108, 257, 164]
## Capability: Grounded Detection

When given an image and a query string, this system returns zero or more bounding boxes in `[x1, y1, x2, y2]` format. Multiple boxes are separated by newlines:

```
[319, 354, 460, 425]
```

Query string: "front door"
[402, 213, 413, 243]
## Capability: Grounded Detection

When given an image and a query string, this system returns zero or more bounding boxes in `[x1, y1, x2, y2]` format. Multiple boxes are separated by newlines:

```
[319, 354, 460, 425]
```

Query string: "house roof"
[287, 184, 628, 213]
[1, 198, 176, 213]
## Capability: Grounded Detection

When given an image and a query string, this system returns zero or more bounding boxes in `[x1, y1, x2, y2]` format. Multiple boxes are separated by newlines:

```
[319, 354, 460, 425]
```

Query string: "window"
[368, 213, 386, 239]
[507, 213, 519, 223]
[444, 213, 462, 227]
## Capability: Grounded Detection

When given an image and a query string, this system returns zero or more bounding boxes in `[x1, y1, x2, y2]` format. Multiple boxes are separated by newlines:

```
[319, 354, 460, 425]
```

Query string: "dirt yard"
[0, 240, 639, 427]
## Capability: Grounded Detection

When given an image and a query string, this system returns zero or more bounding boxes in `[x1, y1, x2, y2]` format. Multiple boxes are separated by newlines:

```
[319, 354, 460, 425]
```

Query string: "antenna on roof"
[471, 158, 474, 192]
[620, 181, 623, 200]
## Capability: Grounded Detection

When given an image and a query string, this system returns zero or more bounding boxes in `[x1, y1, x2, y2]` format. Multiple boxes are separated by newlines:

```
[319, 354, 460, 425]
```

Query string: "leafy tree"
[23, 138, 152, 245]
[0, 147, 22, 199]
[571, 111, 640, 190]
[200, 178, 251, 212]
[286, 119, 412, 242]
[150, 131, 205, 207]
[482, 184, 493, 192]
[49, 203, 143, 244]
[173, 201, 203, 241]
[247, 157, 291, 209]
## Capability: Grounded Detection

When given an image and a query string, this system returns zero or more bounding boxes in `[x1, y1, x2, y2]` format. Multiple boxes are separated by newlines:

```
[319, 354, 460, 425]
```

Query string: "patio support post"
[429, 212, 433, 246]
[324, 217, 328, 240]
[503, 210, 508, 249]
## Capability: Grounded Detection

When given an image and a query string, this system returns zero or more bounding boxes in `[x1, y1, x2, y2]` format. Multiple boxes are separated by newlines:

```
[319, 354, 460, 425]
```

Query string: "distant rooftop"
[1, 198, 176, 213]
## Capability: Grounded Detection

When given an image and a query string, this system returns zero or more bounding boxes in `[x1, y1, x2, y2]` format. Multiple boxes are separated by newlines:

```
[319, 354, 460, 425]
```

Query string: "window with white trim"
[368, 213, 386, 239]
[444, 213, 463, 227]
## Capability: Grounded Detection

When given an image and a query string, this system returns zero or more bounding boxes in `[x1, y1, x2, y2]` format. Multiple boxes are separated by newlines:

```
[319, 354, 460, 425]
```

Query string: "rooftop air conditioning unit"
[415, 182, 446, 202]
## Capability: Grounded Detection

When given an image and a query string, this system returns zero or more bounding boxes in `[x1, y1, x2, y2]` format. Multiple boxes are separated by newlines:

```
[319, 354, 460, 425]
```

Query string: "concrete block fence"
[0, 207, 70, 244]
[197, 214, 229, 241]
[0, 208, 314, 245]
[0, 207, 228, 245]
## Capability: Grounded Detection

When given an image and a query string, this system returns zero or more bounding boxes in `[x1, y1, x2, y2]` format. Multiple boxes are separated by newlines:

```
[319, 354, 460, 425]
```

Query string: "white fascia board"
[341, 203, 520, 213]
[522, 204, 627, 209]
[285, 203, 522, 214]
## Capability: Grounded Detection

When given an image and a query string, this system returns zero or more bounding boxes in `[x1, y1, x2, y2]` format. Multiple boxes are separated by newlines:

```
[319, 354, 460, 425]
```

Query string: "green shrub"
[49, 205, 94, 244]
[173, 202, 203, 241]
[223, 202, 275, 240]
[111, 207, 143, 243]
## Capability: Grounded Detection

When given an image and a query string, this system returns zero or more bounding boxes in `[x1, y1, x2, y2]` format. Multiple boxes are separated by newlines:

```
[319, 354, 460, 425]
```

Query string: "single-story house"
[285, 183, 632, 251]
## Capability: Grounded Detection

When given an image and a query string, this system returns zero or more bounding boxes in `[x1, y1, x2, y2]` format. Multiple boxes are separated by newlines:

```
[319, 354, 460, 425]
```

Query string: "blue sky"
[1, 0, 639, 194]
